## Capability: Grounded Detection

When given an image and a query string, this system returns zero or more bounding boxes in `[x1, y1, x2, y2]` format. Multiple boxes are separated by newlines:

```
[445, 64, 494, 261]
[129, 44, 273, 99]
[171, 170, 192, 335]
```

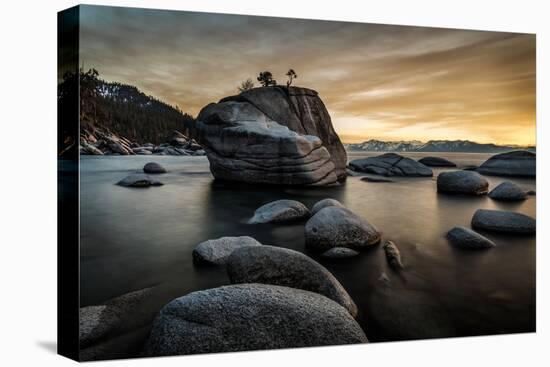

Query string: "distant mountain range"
[345, 139, 535, 153]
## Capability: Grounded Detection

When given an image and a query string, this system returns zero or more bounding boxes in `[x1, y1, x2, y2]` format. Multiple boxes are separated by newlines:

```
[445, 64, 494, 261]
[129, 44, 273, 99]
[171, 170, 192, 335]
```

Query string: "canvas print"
[57, 4, 536, 361]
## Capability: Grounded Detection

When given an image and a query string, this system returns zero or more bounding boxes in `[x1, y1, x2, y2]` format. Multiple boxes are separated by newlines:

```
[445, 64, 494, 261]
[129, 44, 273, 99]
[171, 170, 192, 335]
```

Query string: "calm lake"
[78, 152, 536, 347]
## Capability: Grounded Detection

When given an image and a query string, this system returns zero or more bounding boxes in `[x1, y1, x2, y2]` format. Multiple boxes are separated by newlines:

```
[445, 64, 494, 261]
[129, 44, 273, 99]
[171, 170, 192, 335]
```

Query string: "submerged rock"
[192, 236, 262, 265]
[322, 247, 359, 259]
[488, 181, 527, 201]
[143, 162, 167, 174]
[227, 245, 357, 316]
[116, 174, 163, 187]
[418, 156, 456, 167]
[248, 199, 310, 224]
[471, 209, 536, 234]
[311, 198, 345, 215]
[194, 86, 347, 186]
[477, 150, 536, 177]
[361, 176, 395, 183]
[305, 206, 381, 251]
[437, 171, 489, 195]
[383, 240, 404, 270]
[446, 226, 496, 249]
[349, 153, 432, 177]
[144, 284, 367, 356]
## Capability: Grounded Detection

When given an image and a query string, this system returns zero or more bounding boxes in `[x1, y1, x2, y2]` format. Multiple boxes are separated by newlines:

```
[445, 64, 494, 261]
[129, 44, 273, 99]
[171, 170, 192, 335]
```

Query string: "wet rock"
[361, 176, 395, 183]
[227, 245, 357, 316]
[192, 236, 262, 265]
[143, 284, 367, 356]
[446, 226, 496, 249]
[383, 240, 404, 269]
[143, 162, 167, 174]
[471, 209, 536, 234]
[248, 199, 310, 224]
[194, 86, 346, 186]
[418, 156, 456, 167]
[349, 153, 433, 177]
[116, 174, 163, 187]
[305, 206, 381, 251]
[322, 247, 359, 259]
[311, 198, 345, 215]
[477, 150, 535, 177]
[437, 171, 489, 195]
[488, 181, 527, 201]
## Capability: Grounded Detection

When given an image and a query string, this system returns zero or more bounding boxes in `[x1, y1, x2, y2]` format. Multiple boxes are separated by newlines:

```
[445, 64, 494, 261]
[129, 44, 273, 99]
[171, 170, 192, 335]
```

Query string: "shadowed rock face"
[143, 284, 367, 356]
[437, 171, 489, 195]
[488, 181, 527, 201]
[446, 226, 496, 249]
[349, 153, 433, 177]
[195, 86, 347, 186]
[477, 150, 536, 177]
[471, 209, 536, 234]
[418, 156, 456, 167]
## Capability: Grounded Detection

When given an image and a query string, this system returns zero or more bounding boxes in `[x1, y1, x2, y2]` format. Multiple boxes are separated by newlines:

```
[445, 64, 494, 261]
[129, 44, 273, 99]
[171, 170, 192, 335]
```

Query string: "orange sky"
[79, 6, 536, 146]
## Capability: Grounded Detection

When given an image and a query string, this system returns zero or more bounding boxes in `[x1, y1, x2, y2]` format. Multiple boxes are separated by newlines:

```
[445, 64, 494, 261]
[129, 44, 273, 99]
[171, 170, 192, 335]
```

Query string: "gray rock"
[248, 199, 310, 224]
[321, 247, 359, 259]
[192, 236, 262, 265]
[116, 174, 163, 187]
[418, 156, 456, 167]
[143, 162, 167, 174]
[168, 130, 189, 146]
[143, 284, 367, 356]
[194, 86, 346, 186]
[108, 142, 130, 155]
[311, 198, 345, 215]
[305, 206, 381, 251]
[349, 153, 433, 177]
[383, 240, 404, 269]
[134, 149, 152, 155]
[471, 209, 536, 234]
[437, 171, 489, 195]
[488, 181, 527, 201]
[477, 150, 535, 177]
[361, 176, 395, 183]
[227, 245, 357, 317]
[82, 143, 104, 155]
[446, 226, 496, 249]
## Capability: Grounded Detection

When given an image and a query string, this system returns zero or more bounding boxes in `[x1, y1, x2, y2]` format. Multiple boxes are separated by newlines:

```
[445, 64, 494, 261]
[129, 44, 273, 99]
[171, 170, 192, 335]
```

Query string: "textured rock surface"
[116, 174, 163, 187]
[488, 181, 527, 201]
[248, 199, 310, 224]
[311, 198, 345, 215]
[477, 150, 535, 177]
[383, 240, 404, 269]
[471, 209, 536, 234]
[227, 245, 357, 316]
[305, 206, 381, 250]
[143, 284, 367, 356]
[194, 86, 347, 185]
[322, 247, 359, 258]
[437, 171, 489, 195]
[143, 162, 167, 174]
[349, 153, 433, 177]
[446, 226, 496, 249]
[418, 156, 456, 167]
[192, 236, 262, 265]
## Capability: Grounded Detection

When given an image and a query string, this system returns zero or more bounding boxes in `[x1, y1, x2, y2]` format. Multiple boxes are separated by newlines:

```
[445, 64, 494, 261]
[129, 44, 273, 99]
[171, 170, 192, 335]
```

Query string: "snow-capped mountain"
[345, 139, 535, 153]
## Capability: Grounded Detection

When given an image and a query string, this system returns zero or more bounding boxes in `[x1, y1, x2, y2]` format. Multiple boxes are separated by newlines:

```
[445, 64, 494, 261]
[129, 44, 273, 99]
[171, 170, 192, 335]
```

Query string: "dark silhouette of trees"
[286, 69, 298, 87]
[238, 78, 255, 92]
[257, 71, 277, 87]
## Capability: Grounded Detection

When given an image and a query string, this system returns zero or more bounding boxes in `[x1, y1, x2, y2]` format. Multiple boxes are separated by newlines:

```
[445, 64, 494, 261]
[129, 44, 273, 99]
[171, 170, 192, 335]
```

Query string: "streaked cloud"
[79, 5, 536, 145]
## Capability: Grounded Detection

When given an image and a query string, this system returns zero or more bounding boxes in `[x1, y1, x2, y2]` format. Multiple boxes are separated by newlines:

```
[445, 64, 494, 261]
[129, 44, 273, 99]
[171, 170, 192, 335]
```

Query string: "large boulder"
[248, 199, 310, 224]
[488, 181, 527, 201]
[349, 153, 433, 177]
[418, 156, 456, 167]
[143, 284, 367, 356]
[143, 162, 167, 174]
[194, 86, 347, 186]
[437, 171, 489, 195]
[227, 245, 357, 317]
[471, 209, 536, 234]
[446, 226, 496, 249]
[477, 150, 535, 177]
[192, 236, 262, 265]
[311, 198, 345, 215]
[305, 206, 381, 251]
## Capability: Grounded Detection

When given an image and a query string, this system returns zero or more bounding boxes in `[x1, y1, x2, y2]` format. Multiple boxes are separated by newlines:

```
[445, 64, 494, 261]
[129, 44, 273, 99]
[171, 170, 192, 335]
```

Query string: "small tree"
[286, 69, 297, 87]
[238, 78, 255, 92]
[257, 71, 277, 87]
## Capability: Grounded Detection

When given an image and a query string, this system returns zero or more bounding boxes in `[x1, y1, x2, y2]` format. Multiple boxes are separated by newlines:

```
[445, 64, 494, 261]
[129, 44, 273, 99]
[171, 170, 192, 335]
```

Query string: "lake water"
[78, 152, 536, 354]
